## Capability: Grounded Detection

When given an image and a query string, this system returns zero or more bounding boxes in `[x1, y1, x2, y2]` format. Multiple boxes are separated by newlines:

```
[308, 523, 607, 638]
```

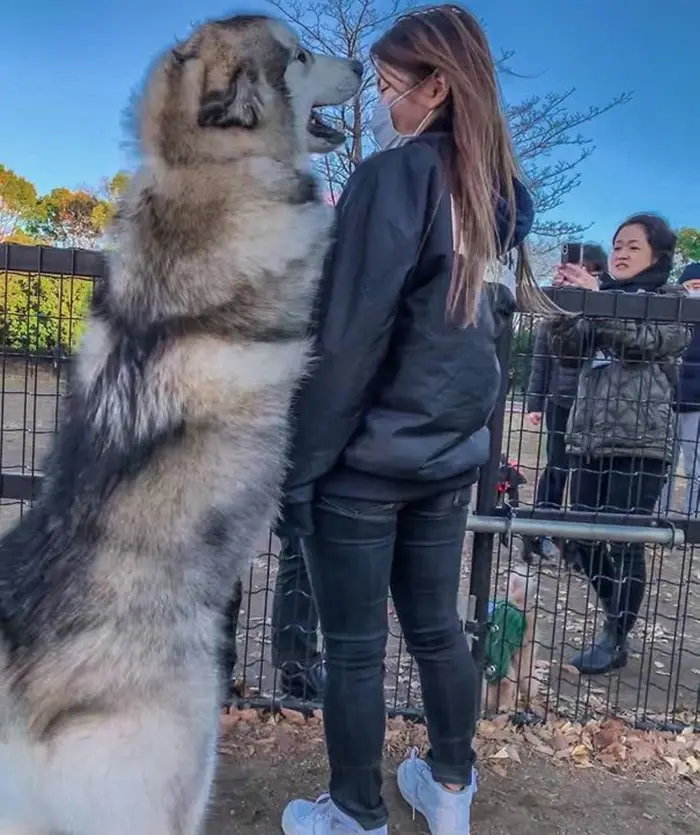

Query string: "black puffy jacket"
[550, 265, 689, 462]
[676, 325, 700, 412]
[284, 133, 534, 505]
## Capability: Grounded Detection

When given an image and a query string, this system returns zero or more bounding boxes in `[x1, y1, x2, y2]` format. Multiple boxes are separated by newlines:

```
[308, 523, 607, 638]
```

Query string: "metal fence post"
[467, 303, 514, 711]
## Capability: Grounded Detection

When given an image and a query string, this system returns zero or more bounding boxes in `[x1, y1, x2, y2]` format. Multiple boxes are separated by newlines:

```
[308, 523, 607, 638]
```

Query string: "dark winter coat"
[676, 326, 700, 412]
[550, 264, 690, 462]
[283, 132, 533, 507]
[525, 322, 580, 412]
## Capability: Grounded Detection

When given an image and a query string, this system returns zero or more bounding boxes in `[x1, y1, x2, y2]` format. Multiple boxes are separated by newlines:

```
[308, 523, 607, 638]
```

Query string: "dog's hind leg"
[0, 738, 48, 835]
[41, 704, 219, 835]
[175, 729, 219, 835]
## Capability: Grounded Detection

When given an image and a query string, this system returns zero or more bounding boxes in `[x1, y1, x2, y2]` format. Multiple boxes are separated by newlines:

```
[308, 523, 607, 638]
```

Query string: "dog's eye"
[296, 50, 308, 64]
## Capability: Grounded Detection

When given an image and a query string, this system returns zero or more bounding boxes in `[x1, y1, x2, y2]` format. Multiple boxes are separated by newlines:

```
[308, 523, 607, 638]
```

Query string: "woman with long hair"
[278, 6, 549, 834]
[552, 214, 688, 675]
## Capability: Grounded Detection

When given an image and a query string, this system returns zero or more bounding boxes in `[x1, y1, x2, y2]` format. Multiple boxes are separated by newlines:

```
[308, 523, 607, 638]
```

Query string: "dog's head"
[137, 14, 363, 164]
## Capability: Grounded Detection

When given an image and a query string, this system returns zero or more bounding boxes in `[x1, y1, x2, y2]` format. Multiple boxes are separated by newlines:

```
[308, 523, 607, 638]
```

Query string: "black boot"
[521, 536, 560, 564]
[279, 659, 326, 701]
[570, 617, 629, 675]
[561, 539, 588, 576]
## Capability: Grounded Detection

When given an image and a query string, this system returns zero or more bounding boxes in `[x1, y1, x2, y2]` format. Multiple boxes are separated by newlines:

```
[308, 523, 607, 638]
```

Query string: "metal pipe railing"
[465, 513, 685, 547]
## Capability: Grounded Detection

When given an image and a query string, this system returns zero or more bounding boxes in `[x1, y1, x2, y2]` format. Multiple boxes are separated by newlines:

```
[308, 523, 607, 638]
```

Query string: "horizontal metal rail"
[0, 473, 42, 502]
[489, 507, 700, 544]
[0, 472, 693, 546]
[544, 285, 700, 323]
[3, 244, 700, 322]
[466, 513, 685, 547]
[1, 243, 106, 279]
[519, 507, 673, 527]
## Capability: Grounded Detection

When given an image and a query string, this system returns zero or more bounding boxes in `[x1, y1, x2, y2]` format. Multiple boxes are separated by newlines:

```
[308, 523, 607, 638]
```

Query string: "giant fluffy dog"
[0, 14, 361, 834]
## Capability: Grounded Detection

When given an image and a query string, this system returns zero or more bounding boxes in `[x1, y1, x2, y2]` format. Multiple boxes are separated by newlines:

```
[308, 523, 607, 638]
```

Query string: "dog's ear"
[197, 64, 264, 129]
[170, 26, 203, 67]
[172, 46, 196, 64]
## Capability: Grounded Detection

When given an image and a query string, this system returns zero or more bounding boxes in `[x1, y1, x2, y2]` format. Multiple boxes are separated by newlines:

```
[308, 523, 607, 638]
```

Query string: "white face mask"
[370, 79, 435, 151]
[686, 288, 700, 298]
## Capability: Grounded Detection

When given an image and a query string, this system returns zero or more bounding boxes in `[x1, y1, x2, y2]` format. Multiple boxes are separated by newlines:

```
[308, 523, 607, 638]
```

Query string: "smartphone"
[561, 242, 583, 265]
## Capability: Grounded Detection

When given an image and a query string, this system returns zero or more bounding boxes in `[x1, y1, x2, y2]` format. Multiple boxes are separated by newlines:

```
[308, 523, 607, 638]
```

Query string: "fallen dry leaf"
[598, 753, 621, 770]
[663, 756, 688, 776]
[506, 744, 521, 763]
[571, 744, 592, 767]
[594, 728, 617, 750]
[629, 742, 656, 764]
[280, 707, 306, 726]
[236, 708, 260, 724]
[552, 731, 571, 751]
[602, 742, 627, 762]
[219, 712, 240, 733]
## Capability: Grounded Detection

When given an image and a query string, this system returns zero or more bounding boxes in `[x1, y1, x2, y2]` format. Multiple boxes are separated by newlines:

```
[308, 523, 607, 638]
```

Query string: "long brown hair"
[371, 4, 551, 323]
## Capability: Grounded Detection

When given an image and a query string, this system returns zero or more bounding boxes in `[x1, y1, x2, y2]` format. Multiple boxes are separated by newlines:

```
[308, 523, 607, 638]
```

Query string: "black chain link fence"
[1, 244, 698, 731]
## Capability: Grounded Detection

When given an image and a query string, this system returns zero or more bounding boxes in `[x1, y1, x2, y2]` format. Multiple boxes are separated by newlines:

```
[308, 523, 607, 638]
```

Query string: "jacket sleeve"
[525, 323, 552, 412]
[592, 318, 690, 361]
[549, 316, 593, 368]
[283, 151, 441, 504]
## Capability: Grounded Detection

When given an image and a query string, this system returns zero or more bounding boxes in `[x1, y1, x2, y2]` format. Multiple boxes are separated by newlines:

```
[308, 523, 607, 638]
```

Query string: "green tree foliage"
[0, 165, 128, 353]
[27, 187, 110, 249]
[0, 273, 93, 354]
[677, 228, 700, 265]
[93, 171, 131, 234]
[0, 164, 39, 241]
[25, 170, 131, 249]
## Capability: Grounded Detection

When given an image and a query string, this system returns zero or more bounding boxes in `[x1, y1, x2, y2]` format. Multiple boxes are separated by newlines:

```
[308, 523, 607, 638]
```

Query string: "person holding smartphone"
[524, 243, 607, 564]
[550, 214, 689, 675]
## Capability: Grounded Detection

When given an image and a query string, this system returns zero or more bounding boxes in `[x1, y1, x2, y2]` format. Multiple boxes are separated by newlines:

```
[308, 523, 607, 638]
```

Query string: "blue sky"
[2, 0, 698, 245]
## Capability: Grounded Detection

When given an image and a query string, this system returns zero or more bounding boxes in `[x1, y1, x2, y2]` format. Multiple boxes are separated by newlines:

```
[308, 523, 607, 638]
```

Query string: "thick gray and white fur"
[0, 14, 361, 835]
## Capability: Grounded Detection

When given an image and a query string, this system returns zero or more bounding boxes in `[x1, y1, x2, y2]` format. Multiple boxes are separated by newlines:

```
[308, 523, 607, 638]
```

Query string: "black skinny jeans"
[535, 400, 571, 509]
[568, 456, 666, 636]
[301, 487, 478, 831]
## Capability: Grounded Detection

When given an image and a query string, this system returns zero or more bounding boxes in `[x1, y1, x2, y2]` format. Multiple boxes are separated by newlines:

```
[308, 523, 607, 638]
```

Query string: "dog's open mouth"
[307, 109, 344, 146]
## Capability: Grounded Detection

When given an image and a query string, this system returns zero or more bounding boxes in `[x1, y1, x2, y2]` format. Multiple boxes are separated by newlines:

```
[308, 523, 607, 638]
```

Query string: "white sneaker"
[397, 749, 477, 835]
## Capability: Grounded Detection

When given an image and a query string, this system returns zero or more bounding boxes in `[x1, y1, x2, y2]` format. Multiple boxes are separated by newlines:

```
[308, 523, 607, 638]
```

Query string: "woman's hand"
[553, 263, 599, 291]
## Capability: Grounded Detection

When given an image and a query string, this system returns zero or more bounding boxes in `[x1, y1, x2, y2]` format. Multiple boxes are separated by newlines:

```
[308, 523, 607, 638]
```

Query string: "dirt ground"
[206, 720, 700, 835]
[1, 362, 698, 727]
